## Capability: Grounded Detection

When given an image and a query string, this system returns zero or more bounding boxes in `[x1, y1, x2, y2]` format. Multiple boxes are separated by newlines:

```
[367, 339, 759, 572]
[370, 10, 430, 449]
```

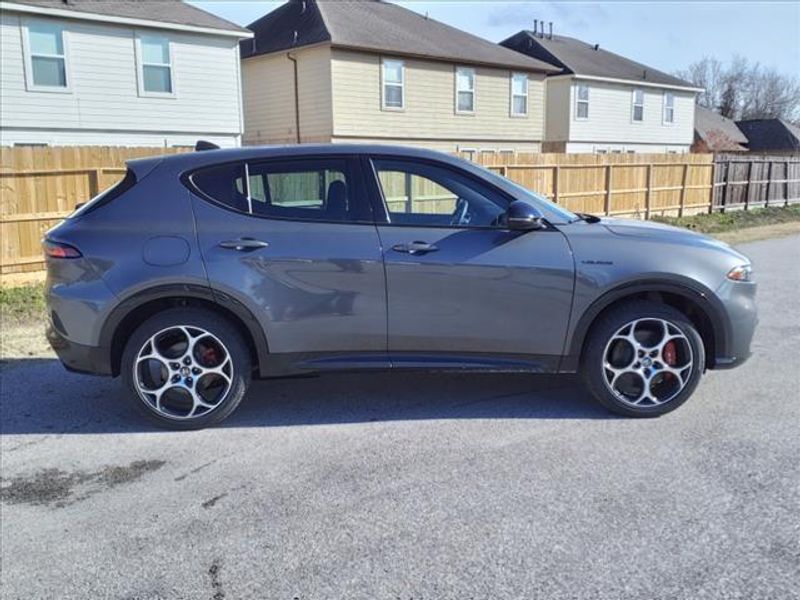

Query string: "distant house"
[735, 119, 800, 154]
[692, 106, 749, 153]
[501, 30, 702, 154]
[240, 0, 558, 155]
[0, 0, 252, 147]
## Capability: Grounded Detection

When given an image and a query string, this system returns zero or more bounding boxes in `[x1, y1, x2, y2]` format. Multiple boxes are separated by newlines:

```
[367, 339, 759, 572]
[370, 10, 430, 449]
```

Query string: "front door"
[367, 156, 575, 369]
[189, 155, 387, 362]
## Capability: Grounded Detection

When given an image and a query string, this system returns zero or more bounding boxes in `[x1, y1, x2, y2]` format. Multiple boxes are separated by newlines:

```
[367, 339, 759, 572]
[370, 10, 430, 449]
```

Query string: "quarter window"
[511, 72, 528, 116]
[576, 83, 589, 119]
[632, 88, 644, 122]
[372, 158, 507, 228]
[138, 34, 173, 94]
[382, 59, 404, 109]
[664, 92, 675, 123]
[455, 67, 475, 113]
[26, 21, 68, 89]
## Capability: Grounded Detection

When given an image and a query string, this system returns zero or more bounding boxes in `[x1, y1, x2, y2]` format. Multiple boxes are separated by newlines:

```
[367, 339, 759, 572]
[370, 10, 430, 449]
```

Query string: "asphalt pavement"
[1, 234, 799, 599]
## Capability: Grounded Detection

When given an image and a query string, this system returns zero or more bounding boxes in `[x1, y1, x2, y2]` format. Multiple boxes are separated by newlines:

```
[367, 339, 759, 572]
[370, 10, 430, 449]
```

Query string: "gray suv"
[44, 145, 757, 429]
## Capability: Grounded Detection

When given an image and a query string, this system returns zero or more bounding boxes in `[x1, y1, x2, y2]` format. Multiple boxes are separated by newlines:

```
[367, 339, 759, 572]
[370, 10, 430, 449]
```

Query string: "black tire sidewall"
[121, 307, 251, 430]
[581, 300, 705, 418]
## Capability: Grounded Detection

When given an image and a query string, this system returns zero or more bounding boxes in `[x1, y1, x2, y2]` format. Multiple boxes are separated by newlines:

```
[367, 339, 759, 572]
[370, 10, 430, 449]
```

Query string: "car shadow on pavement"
[0, 358, 615, 435]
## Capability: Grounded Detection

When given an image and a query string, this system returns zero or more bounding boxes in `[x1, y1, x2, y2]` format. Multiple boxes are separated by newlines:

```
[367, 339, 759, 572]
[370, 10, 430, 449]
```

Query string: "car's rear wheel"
[121, 308, 251, 429]
[581, 300, 705, 417]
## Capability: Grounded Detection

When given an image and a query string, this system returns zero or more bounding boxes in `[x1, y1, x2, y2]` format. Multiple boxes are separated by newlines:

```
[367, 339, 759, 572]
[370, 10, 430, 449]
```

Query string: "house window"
[382, 58, 404, 110]
[511, 72, 528, 116]
[663, 92, 675, 124]
[26, 21, 68, 90]
[137, 34, 173, 95]
[632, 88, 644, 122]
[455, 67, 475, 113]
[576, 83, 589, 119]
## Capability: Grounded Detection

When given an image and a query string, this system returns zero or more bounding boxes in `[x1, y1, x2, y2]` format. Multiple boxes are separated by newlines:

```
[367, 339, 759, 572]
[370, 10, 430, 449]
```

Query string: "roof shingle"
[501, 31, 696, 89]
[243, 0, 558, 72]
[694, 106, 749, 152]
[735, 119, 800, 153]
[8, 0, 249, 34]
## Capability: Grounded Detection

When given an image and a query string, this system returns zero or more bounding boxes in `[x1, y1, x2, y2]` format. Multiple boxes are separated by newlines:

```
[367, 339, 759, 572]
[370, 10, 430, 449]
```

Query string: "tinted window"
[191, 158, 368, 223]
[372, 159, 508, 228]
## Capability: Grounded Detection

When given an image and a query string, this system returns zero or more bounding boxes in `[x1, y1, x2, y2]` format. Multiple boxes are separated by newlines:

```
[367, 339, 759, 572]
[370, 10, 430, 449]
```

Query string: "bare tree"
[677, 56, 800, 122]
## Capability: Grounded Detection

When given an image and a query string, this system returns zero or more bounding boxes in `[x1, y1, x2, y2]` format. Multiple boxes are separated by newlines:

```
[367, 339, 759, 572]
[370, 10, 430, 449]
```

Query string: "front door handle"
[391, 241, 439, 255]
[218, 238, 270, 252]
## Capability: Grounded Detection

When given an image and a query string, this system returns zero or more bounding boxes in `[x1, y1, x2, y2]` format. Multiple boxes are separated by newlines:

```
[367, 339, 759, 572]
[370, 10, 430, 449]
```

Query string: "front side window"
[382, 58, 404, 109]
[632, 88, 644, 122]
[26, 21, 68, 89]
[138, 34, 173, 94]
[511, 72, 528, 116]
[663, 92, 675, 123]
[372, 158, 507, 228]
[191, 159, 368, 223]
[576, 83, 589, 119]
[455, 67, 475, 113]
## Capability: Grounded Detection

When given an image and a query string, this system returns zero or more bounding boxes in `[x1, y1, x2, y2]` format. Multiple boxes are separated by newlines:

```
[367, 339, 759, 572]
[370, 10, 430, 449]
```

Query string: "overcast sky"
[189, 1, 800, 78]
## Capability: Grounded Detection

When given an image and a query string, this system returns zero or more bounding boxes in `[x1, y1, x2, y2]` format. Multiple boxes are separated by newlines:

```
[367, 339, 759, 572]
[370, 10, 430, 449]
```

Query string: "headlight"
[727, 264, 752, 282]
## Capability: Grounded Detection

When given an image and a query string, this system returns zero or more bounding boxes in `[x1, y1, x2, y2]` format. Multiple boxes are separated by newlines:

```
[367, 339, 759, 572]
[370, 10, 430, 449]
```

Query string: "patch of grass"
[0, 284, 46, 325]
[652, 205, 800, 234]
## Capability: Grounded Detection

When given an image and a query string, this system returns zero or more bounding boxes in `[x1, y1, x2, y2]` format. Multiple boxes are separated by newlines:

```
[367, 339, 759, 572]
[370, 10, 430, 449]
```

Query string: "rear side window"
[190, 158, 370, 223]
[69, 168, 137, 218]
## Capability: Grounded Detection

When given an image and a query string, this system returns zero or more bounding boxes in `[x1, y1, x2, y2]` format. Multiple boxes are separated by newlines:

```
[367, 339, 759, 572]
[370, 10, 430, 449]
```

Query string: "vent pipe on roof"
[540, 20, 546, 38]
[548, 21, 553, 39]
[593, 43, 599, 51]
[532, 20, 537, 37]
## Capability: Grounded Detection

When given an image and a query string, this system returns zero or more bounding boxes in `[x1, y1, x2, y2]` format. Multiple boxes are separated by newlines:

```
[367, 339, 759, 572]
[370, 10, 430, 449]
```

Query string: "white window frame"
[21, 19, 71, 93]
[381, 58, 405, 111]
[663, 91, 675, 125]
[510, 72, 528, 117]
[632, 88, 645, 123]
[135, 31, 175, 98]
[575, 83, 589, 120]
[455, 66, 476, 115]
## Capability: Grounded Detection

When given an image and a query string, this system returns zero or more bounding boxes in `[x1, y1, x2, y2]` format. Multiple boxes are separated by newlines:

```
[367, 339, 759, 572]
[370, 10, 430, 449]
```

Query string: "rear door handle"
[218, 238, 270, 252]
[391, 241, 438, 255]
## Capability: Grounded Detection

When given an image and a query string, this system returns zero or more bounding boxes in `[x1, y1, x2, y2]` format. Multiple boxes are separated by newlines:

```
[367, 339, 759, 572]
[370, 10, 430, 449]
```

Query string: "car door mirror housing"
[505, 200, 546, 231]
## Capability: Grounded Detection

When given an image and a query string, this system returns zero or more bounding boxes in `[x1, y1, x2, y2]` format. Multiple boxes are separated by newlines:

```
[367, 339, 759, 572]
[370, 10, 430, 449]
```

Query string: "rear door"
[366, 156, 575, 369]
[189, 155, 387, 361]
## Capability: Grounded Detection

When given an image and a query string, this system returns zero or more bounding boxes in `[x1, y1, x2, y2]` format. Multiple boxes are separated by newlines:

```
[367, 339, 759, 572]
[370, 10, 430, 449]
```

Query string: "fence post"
[786, 160, 791, 206]
[604, 164, 612, 216]
[709, 160, 717, 213]
[553, 165, 560, 204]
[679, 163, 689, 218]
[645, 163, 653, 219]
[744, 161, 752, 210]
[722, 161, 730, 212]
[765, 162, 772, 207]
[87, 169, 101, 198]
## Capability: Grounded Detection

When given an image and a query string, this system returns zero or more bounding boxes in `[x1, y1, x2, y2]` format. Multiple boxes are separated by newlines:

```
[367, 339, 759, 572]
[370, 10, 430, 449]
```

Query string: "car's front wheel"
[581, 300, 705, 417]
[121, 307, 251, 429]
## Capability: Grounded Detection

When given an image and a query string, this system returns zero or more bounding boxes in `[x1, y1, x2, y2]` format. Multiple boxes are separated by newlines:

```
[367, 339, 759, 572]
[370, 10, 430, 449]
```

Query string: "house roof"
[4, 0, 250, 35]
[242, 0, 559, 72]
[694, 106, 749, 152]
[735, 119, 800, 153]
[501, 31, 697, 89]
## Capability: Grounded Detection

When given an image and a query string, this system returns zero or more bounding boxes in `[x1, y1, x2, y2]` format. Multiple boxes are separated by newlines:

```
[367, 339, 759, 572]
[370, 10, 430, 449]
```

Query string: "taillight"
[43, 239, 82, 259]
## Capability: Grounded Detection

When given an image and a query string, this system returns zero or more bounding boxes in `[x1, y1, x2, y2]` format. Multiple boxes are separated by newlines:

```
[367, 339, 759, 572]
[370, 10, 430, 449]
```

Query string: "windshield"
[475, 163, 578, 223]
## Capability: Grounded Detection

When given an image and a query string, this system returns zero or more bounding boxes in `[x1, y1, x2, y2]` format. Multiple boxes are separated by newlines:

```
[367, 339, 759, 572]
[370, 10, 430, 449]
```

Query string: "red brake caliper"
[200, 346, 218, 367]
[663, 341, 677, 366]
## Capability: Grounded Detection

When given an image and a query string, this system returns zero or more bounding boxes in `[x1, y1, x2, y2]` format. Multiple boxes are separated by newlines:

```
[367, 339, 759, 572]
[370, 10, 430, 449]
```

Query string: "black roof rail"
[195, 140, 221, 152]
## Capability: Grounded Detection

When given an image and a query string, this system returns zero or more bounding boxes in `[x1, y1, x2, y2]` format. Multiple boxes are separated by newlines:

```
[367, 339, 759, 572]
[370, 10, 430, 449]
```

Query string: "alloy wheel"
[602, 318, 694, 407]
[133, 325, 233, 420]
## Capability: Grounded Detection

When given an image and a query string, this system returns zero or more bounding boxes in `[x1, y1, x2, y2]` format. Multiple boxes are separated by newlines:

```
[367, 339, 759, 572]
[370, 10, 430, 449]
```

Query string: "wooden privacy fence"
[1, 146, 189, 285]
[712, 154, 800, 211]
[466, 152, 716, 218]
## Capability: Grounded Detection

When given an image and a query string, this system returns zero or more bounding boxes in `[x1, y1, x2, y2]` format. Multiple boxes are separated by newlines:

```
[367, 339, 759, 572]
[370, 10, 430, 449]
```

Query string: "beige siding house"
[240, 0, 557, 154]
[502, 30, 703, 154]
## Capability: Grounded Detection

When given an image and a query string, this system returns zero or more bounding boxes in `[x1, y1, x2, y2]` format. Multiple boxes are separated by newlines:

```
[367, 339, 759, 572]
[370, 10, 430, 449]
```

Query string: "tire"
[580, 300, 705, 418]
[121, 307, 251, 430]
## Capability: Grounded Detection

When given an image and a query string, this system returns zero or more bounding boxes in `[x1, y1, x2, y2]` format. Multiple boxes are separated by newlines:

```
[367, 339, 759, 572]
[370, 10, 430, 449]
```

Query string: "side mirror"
[505, 200, 546, 231]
